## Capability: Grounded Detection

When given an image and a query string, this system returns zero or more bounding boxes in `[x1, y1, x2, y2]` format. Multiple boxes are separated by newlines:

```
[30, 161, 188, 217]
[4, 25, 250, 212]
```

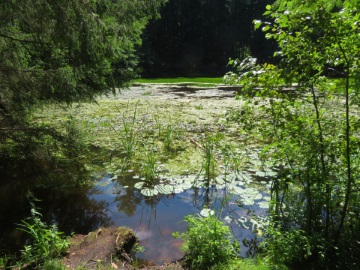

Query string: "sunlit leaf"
[200, 209, 215, 217]
[141, 188, 159, 197]
[134, 182, 145, 189]
[155, 184, 173, 194]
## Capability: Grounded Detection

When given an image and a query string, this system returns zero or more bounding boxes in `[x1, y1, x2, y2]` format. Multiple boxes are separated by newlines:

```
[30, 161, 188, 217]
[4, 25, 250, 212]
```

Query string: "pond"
[0, 157, 273, 265]
[0, 84, 275, 265]
[90, 168, 273, 265]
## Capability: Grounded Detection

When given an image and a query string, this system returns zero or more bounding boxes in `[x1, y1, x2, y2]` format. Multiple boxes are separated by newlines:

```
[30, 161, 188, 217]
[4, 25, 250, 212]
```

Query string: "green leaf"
[254, 20, 263, 29]
[141, 188, 159, 197]
[134, 182, 145, 189]
[262, 25, 270, 32]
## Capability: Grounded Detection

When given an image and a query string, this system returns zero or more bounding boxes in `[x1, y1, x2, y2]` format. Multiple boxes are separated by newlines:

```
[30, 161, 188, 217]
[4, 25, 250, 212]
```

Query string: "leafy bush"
[263, 225, 312, 267]
[173, 212, 240, 269]
[211, 257, 286, 270]
[18, 208, 69, 266]
[225, 0, 360, 268]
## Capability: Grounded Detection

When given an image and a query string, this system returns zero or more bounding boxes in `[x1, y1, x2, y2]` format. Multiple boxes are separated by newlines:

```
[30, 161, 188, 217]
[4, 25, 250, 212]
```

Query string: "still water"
[0, 160, 269, 265]
[90, 172, 269, 265]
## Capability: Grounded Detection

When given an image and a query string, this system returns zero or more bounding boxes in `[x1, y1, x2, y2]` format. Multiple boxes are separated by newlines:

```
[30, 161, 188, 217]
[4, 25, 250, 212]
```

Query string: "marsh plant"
[173, 212, 240, 269]
[220, 144, 235, 180]
[154, 114, 178, 151]
[116, 102, 142, 162]
[229, 148, 244, 176]
[141, 139, 159, 184]
[201, 134, 220, 184]
[153, 113, 162, 138]
[163, 122, 175, 150]
[18, 207, 69, 266]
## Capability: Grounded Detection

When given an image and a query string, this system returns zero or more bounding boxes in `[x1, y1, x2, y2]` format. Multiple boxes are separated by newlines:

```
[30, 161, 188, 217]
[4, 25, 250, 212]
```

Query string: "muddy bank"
[63, 227, 136, 269]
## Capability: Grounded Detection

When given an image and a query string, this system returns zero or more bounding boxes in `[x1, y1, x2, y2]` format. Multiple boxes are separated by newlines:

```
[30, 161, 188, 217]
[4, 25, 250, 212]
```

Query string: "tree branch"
[0, 33, 51, 46]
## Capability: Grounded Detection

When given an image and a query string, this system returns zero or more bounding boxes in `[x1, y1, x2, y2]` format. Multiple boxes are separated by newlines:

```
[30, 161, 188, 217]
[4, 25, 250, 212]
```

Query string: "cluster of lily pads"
[132, 170, 273, 209]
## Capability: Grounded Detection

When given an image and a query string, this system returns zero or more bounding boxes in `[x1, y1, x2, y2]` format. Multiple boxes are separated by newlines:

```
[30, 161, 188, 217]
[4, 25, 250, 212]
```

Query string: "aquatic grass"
[115, 101, 142, 162]
[221, 144, 233, 181]
[141, 139, 159, 184]
[202, 134, 220, 184]
[153, 113, 162, 138]
[163, 120, 175, 151]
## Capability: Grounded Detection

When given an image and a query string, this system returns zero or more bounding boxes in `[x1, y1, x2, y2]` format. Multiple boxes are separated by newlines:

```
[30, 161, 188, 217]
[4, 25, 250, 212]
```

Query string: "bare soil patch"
[63, 227, 136, 269]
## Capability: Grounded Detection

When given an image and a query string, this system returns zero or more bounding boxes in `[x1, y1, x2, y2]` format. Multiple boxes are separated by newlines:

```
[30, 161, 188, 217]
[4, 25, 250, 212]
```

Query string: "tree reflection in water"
[0, 157, 112, 253]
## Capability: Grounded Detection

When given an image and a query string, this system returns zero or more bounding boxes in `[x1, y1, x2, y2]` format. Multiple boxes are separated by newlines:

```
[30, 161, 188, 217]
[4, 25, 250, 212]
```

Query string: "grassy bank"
[134, 77, 224, 84]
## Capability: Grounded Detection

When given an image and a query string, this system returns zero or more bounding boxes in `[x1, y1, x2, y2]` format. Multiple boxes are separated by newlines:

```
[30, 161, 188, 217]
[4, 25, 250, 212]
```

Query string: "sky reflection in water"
[89, 173, 269, 265]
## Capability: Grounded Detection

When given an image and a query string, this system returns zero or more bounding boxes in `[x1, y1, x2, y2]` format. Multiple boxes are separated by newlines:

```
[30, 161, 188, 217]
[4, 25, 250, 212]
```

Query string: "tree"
[138, 0, 274, 77]
[0, 0, 166, 156]
[226, 0, 360, 268]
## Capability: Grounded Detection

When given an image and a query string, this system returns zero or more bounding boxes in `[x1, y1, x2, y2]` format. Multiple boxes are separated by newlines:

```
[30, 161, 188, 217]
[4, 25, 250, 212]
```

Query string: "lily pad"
[257, 201, 270, 209]
[178, 182, 193, 190]
[253, 193, 263, 200]
[237, 171, 252, 183]
[141, 188, 159, 197]
[229, 186, 244, 195]
[255, 171, 266, 177]
[200, 209, 215, 217]
[174, 186, 184, 194]
[237, 217, 251, 230]
[243, 187, 259, 196]
[193, 180, 208, 188]
[134, 182, 145, 189]
[265, 169, 278, 177]
[241, 197, 255, 205]
[224, 215, 232, 224]
[155, 184, 174, 194]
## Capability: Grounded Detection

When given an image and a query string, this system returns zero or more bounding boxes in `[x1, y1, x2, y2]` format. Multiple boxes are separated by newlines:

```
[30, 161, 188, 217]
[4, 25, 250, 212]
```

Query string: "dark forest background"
[138, 0, 275, 77]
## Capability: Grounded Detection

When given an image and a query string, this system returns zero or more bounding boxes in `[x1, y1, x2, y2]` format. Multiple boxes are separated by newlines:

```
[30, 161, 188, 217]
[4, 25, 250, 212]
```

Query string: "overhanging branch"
[0, 33, 52, 46]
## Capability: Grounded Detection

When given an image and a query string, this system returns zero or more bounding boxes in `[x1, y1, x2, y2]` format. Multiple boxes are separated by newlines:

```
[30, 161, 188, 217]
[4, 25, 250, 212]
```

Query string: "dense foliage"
[173, 213, 240, 269]
[0, 0, 165, 156]
[138, 0, 276, 77]
[226, 0, 360, 268]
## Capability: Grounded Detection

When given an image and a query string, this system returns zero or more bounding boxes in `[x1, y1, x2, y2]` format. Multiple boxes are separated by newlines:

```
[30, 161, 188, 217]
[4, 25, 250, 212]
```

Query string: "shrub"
[173, 212, 240, 269]
[18, 207, 69, 266]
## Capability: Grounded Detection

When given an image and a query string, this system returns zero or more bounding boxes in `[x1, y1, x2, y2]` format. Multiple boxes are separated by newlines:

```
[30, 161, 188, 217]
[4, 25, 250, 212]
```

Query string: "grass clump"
[211, 257, 286, 270]
[18, 207, 69, 267]
[0, 201, 70, 269]
[173, 212, 240, 270]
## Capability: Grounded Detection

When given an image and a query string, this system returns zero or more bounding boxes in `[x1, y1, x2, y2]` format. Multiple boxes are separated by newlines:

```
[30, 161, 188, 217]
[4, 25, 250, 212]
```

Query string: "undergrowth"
[0, 196, 70, 269]
[173, 212, 240, 269]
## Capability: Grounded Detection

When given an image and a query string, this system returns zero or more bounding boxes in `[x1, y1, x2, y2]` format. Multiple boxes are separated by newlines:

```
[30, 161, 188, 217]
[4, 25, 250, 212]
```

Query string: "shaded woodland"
[138, 0, 275, 77]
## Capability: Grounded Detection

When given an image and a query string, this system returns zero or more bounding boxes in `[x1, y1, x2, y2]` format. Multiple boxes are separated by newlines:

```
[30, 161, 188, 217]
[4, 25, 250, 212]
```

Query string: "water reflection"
[0, 158, 112, 253]
[90, 175, 190, 265]
[0, 154, 268, 265]
[90, 173, 267, 264]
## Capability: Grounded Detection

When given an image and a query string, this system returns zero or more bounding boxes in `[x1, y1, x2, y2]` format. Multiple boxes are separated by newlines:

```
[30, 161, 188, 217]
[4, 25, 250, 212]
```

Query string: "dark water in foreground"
[0, 164, 268, 265]
[89, 173, 268, 264]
